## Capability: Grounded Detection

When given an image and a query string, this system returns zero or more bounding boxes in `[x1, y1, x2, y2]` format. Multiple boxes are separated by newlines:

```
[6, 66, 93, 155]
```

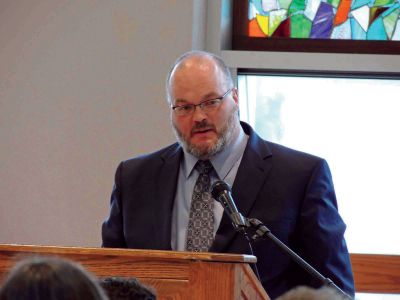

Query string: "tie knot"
[195, 160, 213, 175]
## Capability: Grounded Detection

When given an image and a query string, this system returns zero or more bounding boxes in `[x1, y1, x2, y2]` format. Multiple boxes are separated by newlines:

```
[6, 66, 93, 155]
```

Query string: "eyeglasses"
[171, 88, 233, 117]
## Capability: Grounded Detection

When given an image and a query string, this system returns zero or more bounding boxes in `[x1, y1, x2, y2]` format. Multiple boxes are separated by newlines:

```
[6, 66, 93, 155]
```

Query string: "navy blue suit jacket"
[102, 122, 354, 299]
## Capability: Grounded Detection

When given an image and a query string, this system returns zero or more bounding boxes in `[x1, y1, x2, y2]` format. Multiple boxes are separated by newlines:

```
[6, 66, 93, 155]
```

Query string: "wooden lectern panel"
[0, 244, 269, 300]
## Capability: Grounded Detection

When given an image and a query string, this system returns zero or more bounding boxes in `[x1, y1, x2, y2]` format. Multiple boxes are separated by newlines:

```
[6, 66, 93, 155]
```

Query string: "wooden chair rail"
[350, 253, 400, 294]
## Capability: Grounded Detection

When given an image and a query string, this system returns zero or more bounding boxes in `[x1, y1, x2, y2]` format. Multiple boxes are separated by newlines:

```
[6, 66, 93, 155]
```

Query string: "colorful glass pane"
[311, 2, 335, 38]
[247, 0, 400, 40]
[350, 17, 368, 39]
[383, 9, 400, 38]
[328, 0, 342, 9]
[249, 18, 268, 37]
[273, 17, 291, 37]
[269, 9, 287, 35]
[278, 0, 292, 10]
[370, 7, 388, 25]
[331, 18, 352, 38]
[262, 0, 280, 11]
[288, 0, 306, 15]
[304, 0, 322, 21]
[392, 19, 400, 39]
[373, 0, 394, 7]
[351, 0, 370, 10]
[257, 14, 270, 35]
[351, 5, 370, 32]
[291, 14, 312, 37]
[368, 16, 388, 39]
[334, 0, 352, 25]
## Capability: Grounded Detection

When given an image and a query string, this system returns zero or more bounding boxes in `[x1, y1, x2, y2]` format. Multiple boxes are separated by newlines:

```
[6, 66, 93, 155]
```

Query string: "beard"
[172, 107, 239, 160]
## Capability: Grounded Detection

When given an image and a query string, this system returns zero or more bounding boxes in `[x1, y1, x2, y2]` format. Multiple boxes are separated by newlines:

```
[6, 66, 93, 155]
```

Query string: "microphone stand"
[236, 217, 352, 300]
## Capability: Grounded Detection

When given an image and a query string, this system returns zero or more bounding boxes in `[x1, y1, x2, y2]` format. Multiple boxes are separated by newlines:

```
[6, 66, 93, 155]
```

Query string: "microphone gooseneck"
[211, 180, 260, 281]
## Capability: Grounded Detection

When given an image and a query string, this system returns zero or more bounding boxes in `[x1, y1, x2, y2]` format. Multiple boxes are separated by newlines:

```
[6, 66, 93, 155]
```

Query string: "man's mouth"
[191, 127, 215, 136]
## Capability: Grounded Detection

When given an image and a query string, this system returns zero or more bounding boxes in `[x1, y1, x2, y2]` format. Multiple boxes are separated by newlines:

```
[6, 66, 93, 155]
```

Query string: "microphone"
[211, 180, 248, 229]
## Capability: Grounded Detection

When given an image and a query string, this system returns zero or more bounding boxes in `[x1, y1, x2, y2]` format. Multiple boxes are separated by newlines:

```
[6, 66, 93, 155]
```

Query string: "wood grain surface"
[350, 253, 400, 293]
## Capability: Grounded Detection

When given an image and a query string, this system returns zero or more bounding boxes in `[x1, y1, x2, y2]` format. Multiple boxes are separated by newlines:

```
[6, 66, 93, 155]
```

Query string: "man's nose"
[192, 105, 207, 121]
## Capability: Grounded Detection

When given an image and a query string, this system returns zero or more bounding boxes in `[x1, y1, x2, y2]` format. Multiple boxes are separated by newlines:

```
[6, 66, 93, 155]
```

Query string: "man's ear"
[232, 87, 239, 106]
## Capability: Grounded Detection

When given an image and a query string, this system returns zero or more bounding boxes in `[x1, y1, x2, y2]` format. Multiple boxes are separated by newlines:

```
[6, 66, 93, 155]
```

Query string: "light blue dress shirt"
[171, 128, 249, 251]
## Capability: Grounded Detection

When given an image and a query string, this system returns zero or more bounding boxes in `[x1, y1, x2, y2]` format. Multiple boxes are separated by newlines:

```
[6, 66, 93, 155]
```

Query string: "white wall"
[0, 1, 199, 247]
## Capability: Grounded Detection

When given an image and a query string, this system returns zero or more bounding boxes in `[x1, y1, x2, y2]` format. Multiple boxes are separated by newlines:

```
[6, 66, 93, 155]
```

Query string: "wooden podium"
[0, 244, 269, 300]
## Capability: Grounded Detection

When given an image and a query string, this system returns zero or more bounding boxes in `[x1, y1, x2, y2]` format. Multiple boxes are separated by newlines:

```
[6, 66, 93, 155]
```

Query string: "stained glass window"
[233, 0, 400, 53]
[248, 0, 400, 40]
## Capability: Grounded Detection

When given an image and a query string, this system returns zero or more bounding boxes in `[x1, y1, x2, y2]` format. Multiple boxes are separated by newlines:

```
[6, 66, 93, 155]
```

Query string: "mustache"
[191, 120, 216, 135]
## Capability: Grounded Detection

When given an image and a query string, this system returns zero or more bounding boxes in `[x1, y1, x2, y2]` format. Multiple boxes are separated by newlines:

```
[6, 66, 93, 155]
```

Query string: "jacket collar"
[210, 121, 273, 253]
[156, 144, 182, 250]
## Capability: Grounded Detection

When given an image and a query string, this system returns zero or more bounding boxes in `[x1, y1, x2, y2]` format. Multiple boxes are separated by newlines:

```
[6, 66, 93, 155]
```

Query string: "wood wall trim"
[350, 253, 400, 293]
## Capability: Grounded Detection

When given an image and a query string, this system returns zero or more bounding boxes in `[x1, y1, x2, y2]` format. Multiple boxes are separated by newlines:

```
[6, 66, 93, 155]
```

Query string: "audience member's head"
[276, 286, 349, 300]
[0, 256, 108, 300]
[100, 277, 156, 300]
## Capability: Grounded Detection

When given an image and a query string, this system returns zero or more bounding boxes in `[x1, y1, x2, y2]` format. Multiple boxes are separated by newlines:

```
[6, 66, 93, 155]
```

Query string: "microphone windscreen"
[211, 180, 231, 199]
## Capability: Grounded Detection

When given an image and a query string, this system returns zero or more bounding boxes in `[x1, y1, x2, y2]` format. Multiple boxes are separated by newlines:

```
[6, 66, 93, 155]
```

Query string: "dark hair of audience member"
[0, 256, 108, 300]
[276, 286, 349, 300]
[100, 277, 156, 300]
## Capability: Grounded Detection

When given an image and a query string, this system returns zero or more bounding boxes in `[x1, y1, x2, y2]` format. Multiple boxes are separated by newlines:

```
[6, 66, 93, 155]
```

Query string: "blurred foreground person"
[100, 277, 156, 300]
[0, 256, 108, 300]
[276, 286, 349, 300]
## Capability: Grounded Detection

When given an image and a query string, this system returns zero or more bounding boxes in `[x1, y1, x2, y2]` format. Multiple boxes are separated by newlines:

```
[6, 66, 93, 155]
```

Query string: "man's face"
[168, 56, 240, 160]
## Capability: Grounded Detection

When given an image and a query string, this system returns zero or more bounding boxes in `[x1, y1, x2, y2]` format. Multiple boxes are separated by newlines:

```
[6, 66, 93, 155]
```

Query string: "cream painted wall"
[0, 1, 197, 247]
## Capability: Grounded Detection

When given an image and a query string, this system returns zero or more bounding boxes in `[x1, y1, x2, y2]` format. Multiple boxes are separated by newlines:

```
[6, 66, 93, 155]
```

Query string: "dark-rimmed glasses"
[171, 88, 233, 117]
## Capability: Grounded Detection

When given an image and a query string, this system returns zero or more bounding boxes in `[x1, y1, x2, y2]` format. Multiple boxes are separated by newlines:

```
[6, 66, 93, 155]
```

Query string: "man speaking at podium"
[102, 51, 355, 299]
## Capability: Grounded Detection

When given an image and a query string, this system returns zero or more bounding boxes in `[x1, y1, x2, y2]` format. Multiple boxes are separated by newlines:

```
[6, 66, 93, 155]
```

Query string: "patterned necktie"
[186, 160, 214, 252]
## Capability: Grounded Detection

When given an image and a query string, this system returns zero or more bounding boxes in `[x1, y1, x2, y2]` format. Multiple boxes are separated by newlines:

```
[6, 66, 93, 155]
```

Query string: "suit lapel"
[154, 144, 182, 250]
[210, 123, 272, 253]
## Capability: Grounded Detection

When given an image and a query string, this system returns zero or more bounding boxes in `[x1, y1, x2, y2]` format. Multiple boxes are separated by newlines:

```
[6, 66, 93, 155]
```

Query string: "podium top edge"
[0, 244, 257, 263]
